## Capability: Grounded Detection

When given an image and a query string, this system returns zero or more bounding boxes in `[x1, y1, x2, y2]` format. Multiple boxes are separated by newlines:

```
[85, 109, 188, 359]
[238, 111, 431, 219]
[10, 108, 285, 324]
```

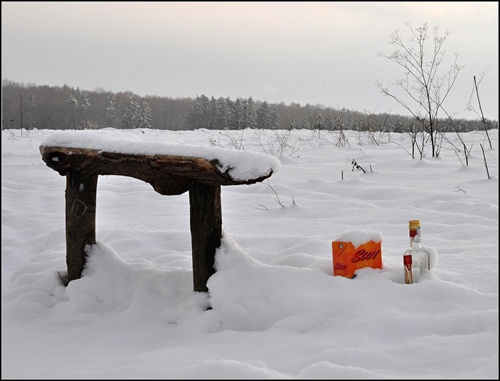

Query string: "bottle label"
[404, 253, 413, 284]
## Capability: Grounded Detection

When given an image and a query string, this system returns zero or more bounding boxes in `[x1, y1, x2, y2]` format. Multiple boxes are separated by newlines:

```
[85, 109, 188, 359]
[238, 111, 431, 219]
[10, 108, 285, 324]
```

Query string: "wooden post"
[189, 180, 222, 292]
[65, 169, 98, 282]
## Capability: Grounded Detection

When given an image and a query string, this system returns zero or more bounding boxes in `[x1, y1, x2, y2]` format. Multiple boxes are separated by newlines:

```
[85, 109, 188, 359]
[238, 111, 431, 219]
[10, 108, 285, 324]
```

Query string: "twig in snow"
[351, 159, 366, 173]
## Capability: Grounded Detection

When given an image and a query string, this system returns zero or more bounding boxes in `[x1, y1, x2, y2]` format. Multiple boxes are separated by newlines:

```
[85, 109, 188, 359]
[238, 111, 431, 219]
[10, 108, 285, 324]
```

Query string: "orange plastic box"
[332, 235, 383, 278]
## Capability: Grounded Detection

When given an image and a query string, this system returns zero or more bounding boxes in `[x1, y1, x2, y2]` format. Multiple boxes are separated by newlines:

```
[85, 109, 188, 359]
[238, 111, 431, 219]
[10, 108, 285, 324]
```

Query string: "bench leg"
[189, 181, 222, 292]
[65, 170, 97, 282]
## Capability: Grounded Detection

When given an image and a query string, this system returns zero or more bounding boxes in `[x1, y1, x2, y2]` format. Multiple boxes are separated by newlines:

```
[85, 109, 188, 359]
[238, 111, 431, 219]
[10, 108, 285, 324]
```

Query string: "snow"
[333, 230, 383, 248]
[2, 127, 498, 379]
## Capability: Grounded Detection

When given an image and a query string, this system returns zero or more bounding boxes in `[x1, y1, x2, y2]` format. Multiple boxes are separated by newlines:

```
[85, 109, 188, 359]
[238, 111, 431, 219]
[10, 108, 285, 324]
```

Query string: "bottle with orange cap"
[404, 220, 421, 284]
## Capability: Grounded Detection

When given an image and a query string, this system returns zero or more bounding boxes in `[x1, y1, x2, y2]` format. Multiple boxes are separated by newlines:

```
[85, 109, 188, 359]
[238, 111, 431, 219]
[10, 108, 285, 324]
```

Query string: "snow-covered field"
[2, 127, 498, 379]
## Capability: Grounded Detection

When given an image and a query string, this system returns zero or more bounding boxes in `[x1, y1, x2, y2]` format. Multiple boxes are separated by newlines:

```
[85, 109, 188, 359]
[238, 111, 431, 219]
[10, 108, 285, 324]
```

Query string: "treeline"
[2, 79, 497, 132]
[2, 79, 191, 131]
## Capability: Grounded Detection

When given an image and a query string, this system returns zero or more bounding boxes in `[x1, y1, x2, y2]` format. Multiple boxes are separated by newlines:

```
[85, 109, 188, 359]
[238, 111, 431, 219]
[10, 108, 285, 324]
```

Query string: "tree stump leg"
[65, 170, 98, 282]
[189, 180, 222, 292]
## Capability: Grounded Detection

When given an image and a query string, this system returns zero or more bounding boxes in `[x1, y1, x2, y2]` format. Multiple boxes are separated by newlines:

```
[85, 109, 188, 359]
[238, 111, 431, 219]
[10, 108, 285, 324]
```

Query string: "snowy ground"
[2, 127, 498, 379]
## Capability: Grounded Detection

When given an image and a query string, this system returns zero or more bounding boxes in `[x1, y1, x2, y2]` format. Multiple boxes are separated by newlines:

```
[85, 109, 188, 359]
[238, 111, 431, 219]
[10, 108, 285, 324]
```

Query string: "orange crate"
[332, 240, 382, 278]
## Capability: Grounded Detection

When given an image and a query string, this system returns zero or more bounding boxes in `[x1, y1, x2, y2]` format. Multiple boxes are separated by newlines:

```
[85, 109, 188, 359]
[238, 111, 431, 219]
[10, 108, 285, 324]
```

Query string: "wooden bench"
[39, 131, 280, 292]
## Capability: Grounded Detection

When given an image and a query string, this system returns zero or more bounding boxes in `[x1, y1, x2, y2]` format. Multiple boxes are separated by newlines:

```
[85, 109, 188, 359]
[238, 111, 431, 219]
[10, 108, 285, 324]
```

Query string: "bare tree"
[376, 22, 464, 157]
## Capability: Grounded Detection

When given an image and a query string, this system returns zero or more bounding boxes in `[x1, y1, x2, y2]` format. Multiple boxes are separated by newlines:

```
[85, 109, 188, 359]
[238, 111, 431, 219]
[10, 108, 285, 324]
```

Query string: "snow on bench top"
[40, 130, 281, 182]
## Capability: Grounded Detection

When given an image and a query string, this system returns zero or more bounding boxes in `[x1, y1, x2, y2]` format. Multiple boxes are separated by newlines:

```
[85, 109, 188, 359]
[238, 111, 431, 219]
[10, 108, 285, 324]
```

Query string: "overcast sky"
[2, 2, 498, 120]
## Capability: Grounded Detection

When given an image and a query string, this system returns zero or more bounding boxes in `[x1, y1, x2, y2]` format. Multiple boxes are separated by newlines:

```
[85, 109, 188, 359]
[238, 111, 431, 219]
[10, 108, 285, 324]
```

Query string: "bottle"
[404, 220, 421, 284]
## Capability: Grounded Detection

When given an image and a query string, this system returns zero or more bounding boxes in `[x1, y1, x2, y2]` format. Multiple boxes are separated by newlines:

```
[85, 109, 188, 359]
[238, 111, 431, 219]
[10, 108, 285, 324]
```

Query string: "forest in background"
[2, 79, 497, 133]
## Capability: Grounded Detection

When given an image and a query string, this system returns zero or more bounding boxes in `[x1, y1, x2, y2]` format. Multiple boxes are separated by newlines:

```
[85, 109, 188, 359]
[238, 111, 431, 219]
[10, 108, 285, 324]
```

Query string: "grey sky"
[2, 1, 498, 120]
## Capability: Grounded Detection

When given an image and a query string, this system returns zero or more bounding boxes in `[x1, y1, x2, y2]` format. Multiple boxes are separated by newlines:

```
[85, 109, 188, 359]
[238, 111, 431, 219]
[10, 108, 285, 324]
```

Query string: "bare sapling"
[363, 110, 389, 146]
[308, 129, 335, 148]
[335, 130, 350, 147]
[256, 180, 296, 210]
[254, 129, 271, 155]
[467, 73, 493, 149]
[434, 132, 444, 158]
[480, 143, 491, 180]
[273, 129, 296, 156]
[442, 112, 472, 166]
[408, 129, 418, 159]
[407, 124, 424, 159]
[354, 130, 364, 146]
[253, 129, 301, 157]
[224, 129, 246, 150]
[333, 120, 350, 147]
[309, 129, 337, 148]
[391, 130, 415, 158]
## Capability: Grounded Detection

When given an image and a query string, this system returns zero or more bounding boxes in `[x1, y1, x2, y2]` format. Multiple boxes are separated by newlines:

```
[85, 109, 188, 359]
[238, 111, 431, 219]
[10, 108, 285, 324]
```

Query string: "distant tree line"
[2, 79, 497, 132]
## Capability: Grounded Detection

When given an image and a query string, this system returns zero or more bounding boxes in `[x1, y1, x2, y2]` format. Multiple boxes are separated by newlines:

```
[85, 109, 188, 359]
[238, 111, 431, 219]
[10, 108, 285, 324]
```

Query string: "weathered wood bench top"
[40, 130, 280, 195]
[39, 130, 280, 293]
